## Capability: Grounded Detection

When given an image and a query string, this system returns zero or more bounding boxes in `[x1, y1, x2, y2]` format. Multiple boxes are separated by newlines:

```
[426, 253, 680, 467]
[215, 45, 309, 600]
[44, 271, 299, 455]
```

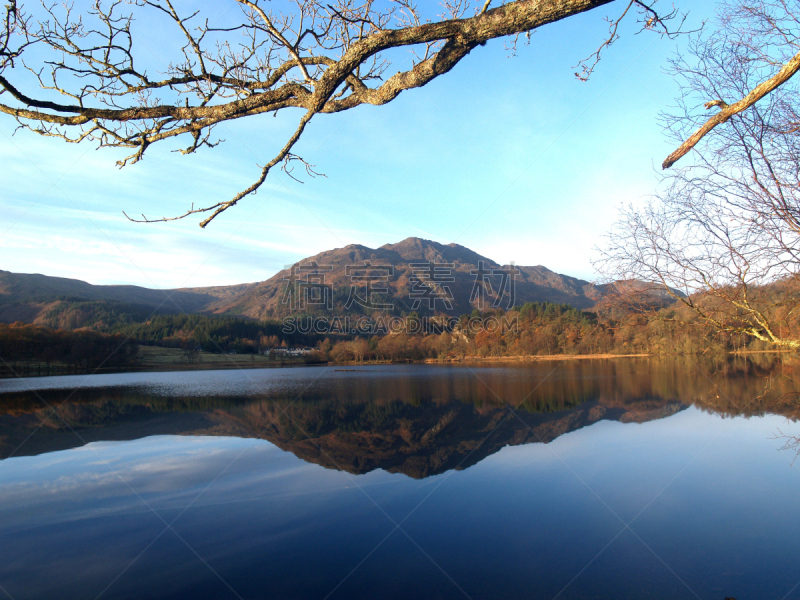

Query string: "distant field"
[135, 346, 307, 370]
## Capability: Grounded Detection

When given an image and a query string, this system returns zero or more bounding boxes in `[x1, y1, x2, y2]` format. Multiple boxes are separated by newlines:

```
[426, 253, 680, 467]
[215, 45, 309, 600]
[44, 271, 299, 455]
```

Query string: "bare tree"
[0, 0, 682, 226]
[662, 0, 800, 167]
[600, 0, 800, 348]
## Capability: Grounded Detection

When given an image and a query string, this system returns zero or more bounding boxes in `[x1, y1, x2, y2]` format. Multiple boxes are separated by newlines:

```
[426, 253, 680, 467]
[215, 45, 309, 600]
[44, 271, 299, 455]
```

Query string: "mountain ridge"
[0, 237, 673, 326]
[205, 237, 620, 319]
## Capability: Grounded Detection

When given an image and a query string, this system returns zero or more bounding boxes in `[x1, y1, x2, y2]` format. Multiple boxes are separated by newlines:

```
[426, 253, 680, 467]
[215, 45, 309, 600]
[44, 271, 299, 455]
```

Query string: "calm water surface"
[0, 359, 799, 600]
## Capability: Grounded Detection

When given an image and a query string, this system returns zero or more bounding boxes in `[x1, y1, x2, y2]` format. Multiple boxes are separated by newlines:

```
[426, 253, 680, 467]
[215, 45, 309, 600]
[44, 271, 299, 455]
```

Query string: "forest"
[314, 299, 776, 363]
[0, 323, 139, 376]
[108, 313, 325, 352]
[2, 284, 797, 375]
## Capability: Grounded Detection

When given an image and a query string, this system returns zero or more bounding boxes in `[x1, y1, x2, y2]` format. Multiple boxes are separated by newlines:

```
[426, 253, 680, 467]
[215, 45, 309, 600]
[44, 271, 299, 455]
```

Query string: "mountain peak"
[380, 237, 496, 266]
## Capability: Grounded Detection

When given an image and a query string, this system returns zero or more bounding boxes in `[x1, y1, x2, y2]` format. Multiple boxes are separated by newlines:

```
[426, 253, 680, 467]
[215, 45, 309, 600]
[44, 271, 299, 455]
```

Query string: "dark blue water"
[0, 360, 798, 600]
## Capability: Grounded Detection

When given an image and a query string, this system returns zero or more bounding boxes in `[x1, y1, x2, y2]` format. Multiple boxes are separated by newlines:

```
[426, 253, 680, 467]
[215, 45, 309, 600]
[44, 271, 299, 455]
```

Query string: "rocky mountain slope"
[201, 237, 615, 319]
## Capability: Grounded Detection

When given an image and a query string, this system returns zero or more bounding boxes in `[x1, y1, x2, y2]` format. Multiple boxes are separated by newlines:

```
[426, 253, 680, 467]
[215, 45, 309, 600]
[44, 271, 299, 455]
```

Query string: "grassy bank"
[134, 346, 313, 371]
[0, 346, 314, 378]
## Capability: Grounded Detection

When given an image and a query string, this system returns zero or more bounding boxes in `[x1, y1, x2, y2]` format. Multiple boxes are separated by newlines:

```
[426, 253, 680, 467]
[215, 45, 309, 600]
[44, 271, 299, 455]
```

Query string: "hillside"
[0, 270, 257, 328]
[0, 238, 676, 327]
[0, 269, 249, 308]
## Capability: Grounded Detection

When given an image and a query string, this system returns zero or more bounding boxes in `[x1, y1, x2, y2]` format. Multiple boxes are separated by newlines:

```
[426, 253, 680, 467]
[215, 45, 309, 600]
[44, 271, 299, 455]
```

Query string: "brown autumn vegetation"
[314, 296, 800, 363]
[3, 287, 798, 377]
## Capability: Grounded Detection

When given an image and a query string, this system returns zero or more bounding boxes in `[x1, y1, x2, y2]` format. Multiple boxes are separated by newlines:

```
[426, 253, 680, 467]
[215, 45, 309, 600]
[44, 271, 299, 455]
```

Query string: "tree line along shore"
[2, 297, 796, 377]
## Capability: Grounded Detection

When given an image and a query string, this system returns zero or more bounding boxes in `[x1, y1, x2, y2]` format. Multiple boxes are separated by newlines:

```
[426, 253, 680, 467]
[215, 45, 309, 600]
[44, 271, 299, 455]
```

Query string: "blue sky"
[1, 0, 715, 288]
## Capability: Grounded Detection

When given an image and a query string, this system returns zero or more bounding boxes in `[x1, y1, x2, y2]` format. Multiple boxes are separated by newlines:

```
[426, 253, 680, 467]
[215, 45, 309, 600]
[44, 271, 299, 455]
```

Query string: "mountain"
[0, 237, 673, 326]
[204, 238, 615, 319]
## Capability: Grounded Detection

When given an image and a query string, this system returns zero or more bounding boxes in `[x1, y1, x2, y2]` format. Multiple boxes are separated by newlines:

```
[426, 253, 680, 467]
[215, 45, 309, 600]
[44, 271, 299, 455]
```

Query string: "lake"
[0, 358, 799, 600]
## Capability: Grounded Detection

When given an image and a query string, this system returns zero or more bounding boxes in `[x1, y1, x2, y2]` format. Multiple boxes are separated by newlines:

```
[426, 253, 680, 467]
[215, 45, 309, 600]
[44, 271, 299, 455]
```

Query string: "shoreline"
[422, 353, 651, 363]
[0, 352, 655, 380]
[3, 349, 795, 380]
[730, 349, 798, 354]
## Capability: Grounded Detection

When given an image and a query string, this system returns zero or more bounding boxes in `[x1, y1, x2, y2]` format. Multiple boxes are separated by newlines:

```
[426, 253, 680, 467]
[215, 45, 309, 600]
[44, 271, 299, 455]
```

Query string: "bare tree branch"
[574, 0, 697, 82]
[0, 0, 681, 226]
[663, 47, 800, 168]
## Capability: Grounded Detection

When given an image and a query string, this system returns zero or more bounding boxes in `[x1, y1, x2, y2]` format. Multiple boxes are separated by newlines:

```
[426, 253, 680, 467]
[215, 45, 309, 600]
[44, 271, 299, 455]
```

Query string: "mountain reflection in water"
[1, 357, 797, 478]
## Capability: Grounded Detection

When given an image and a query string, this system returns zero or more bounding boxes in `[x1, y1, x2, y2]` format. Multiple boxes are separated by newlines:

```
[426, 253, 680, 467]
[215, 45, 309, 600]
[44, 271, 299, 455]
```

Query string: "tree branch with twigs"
[1, 0, 681, 226]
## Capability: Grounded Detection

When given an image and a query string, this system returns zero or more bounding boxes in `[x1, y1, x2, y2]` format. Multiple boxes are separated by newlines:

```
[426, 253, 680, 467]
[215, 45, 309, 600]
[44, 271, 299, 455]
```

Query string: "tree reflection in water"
[0, 356, 798, 477]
